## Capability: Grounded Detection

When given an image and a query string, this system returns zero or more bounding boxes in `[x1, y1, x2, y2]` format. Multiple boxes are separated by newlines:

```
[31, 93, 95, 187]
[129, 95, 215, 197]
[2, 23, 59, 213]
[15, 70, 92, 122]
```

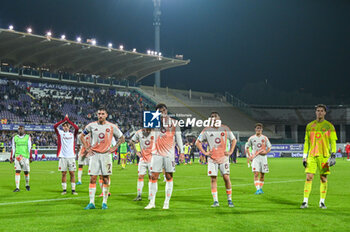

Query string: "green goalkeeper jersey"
[303, 120, 337, 158]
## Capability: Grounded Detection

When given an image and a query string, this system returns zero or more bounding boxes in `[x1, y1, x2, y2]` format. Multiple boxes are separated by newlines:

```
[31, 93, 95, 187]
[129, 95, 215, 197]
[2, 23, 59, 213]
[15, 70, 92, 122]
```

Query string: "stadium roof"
[0, 28, 190, 81]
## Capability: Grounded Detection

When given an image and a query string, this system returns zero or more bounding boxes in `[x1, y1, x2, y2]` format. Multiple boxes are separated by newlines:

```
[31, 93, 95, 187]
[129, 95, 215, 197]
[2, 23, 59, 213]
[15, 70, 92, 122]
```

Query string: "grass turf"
[0, 158, 349, 232]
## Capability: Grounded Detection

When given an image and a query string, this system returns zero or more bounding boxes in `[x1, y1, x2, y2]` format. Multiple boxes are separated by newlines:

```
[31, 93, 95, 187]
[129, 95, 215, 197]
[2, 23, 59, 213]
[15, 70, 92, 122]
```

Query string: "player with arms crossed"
[301, 104, 337, 209]
[131, 128, 156, 201]
[196, 112, 236, 208]
[245, 123, 271, 195]
[80, 107, 124, 210]
[54, 115, 79, 195]
[145, 103, 184, 210]
[10, 125, 32, 192]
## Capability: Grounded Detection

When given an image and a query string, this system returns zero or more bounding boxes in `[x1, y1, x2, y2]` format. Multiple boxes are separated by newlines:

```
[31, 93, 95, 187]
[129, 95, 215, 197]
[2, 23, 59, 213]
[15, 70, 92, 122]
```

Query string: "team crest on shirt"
[151, 136, 154, 140]
[322, 128, 326, 132]
[94, 128, 98, 131]
[106, 128, 110, 132]
[215, 138, 221, 144]
[221, 132, 224, 136]
[262, 139, 265, 143]
[98, 133, 105, 139]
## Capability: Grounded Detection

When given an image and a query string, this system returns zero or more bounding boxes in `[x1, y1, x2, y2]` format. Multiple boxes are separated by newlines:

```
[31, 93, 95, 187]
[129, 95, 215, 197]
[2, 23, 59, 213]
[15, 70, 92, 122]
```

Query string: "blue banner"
[270, 144, 304, 152]
[267, 144, 304, 158]
[0, 124, 53, 132]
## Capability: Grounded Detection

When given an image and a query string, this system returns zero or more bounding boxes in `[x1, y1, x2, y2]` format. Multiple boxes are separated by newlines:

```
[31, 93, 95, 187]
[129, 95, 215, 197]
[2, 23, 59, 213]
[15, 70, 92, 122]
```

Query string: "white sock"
[137, 179, 144, 197]
[15, 174, 20, 189]
[99, 180, 103, 191]
[320, 198, 325, 204]
[25, 174, 30, 186]
[255, 181, 260, 190]
[148, 181, 152, 200]
[303, 197, 309, 204]
[62, 182, 67, 191]
[71, 183, 76, 191]
[164, 179, 173, 204]
[260, 181, 264, 190]
[78, 169, 82, 182]
[89, 184, 96, 204]
[211, 189, 218, 202]
[103, 185, 109, 204]
[226, 189, 232, 201]
[150, 181, 158, 204]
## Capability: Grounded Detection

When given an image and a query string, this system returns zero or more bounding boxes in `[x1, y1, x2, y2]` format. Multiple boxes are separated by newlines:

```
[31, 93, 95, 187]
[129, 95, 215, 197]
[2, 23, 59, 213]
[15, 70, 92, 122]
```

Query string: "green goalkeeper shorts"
[305, 155, 330, 175]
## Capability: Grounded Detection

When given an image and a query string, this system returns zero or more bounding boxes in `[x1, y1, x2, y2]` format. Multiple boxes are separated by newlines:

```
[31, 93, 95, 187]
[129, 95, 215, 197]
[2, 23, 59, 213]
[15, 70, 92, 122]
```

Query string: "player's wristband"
[302, 153, 308, 159]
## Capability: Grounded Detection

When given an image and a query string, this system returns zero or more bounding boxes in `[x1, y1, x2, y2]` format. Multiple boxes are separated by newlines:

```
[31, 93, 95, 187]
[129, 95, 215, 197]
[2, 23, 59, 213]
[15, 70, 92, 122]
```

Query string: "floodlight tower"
[153, 0, 161, 87]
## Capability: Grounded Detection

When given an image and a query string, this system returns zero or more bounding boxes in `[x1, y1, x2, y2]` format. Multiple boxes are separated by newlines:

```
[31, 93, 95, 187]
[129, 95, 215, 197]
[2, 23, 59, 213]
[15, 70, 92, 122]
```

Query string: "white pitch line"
[0, 179, 304, 206]
[0, 197, 86, 206]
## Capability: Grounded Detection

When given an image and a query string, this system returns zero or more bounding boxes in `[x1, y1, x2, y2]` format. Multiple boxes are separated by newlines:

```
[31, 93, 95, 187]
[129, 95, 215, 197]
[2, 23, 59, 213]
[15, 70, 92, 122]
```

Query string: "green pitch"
[0, 158, 349, 232]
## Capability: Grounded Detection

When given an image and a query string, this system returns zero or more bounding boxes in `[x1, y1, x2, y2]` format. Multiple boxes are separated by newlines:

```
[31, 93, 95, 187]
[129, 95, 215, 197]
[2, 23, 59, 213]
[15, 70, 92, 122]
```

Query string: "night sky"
[1, 0, 349, 104]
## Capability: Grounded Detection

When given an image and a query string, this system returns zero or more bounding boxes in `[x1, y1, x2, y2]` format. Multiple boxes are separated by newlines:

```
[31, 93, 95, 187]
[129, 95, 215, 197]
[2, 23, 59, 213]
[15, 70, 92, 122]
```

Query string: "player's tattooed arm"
[131, 141, 141, 157]
[196, 140, 211, 157]
[79, 133, 90, 152]
[110, 135, 125, 153]
[225, 138, 237, 156]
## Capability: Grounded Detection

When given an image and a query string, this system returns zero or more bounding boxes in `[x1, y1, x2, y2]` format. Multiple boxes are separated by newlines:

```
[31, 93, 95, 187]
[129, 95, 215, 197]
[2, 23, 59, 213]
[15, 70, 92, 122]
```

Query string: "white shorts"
[252, 155, 269, 173]
[88, 153, 112, 176]
[208, 158, 230, 176]
[14, 156, 30, 172]
[151, 155, 176, 173]
[138, 160, 151, 176]
[58, 157, 76, 172]
[78, 155, 90, 166]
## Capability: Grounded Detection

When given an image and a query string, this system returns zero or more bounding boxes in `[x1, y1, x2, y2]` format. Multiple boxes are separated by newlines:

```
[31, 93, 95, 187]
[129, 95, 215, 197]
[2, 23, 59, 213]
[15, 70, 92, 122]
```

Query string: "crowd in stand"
[1, 131, 57, 148]
[0, 78, 152, 147]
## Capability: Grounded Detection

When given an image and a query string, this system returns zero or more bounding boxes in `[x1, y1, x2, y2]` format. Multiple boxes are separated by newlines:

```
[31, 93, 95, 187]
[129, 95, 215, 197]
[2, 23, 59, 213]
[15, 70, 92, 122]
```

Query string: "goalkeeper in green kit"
[300, 104, 337, 209]
[10, 125, 33, 192]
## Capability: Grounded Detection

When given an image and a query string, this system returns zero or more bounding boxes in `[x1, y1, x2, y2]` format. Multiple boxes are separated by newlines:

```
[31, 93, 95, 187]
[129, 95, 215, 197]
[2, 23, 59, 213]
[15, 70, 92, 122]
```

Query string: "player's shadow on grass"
[263, 195, 298, 206]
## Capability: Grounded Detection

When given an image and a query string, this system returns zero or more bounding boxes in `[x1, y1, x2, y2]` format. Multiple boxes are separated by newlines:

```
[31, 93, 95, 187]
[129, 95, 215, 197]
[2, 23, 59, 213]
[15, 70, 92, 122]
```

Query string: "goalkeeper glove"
[328, 153, 336, 166]
[302, 159, 307, 168]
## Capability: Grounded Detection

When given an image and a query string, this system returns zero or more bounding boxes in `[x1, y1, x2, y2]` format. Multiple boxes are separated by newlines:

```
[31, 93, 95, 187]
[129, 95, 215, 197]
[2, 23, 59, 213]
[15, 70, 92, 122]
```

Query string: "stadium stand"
[0, 78, 147, 128]
[0, 77, 153, 149]
[137, 85, 280, 139]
